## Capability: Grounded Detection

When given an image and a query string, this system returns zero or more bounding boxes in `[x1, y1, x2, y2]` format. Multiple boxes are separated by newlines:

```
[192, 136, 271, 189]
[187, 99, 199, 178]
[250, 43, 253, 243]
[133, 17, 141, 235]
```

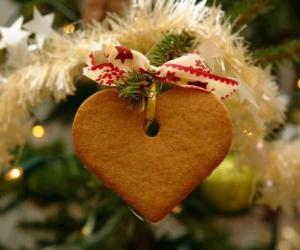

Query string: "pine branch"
[252, 39, 300, 63]
[147, 31, 196, 66]
[228, 0, 271, 29]
[117, 31, 196, 109]
[45, 0, 79, 21]
[116, 72, 154, 110]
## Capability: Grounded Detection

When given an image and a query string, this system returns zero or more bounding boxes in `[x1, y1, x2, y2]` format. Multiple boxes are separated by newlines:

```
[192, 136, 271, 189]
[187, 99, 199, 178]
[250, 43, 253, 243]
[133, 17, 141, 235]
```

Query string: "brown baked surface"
[72, 88, 232, 222]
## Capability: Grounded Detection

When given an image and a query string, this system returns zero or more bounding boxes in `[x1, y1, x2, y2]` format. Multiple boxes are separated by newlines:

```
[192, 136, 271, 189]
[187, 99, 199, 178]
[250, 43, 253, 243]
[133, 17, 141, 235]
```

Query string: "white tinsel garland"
[258, 138, 300, 213]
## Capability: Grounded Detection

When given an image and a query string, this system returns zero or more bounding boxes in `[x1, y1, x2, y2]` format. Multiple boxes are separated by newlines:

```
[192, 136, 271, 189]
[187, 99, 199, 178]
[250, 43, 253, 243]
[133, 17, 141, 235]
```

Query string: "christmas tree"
[0, 0, 299, 249]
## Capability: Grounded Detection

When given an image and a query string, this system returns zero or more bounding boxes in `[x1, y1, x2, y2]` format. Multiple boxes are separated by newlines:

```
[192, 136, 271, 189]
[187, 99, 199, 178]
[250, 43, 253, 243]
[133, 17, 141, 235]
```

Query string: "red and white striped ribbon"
[83, 44, 239, 99]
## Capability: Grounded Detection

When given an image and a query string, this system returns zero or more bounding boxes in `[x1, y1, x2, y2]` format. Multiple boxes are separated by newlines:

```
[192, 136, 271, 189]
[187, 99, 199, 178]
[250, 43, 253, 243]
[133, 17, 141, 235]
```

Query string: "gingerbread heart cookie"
[72, 87, 232, 222]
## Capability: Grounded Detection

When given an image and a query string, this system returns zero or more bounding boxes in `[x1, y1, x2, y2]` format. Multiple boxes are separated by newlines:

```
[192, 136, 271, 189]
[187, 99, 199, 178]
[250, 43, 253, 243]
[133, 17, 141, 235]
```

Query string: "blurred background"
[0, 0, 299, 249]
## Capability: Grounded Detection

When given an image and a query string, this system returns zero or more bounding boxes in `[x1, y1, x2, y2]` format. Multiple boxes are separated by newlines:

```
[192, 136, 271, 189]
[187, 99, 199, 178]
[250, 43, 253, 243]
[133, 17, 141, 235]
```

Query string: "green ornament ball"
[201, 155, 256, 213]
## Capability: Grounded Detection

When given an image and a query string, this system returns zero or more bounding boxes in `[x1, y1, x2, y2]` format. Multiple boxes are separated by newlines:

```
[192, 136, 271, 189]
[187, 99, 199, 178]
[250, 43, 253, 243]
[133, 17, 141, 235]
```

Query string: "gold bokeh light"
[32, 125, 45, 138]
[63, 24, 75, 34]
[5, 167, 24, 181]
[172, 205, 183, 214]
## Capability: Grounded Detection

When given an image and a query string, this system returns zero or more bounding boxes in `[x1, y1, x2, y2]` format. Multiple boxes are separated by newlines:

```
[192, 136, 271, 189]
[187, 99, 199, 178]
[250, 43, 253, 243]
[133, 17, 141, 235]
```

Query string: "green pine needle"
[228, 0, 272, 29]
[117, 72, 154, 110]
[148, 31, 196, 67]
[253, 39, 300, 63]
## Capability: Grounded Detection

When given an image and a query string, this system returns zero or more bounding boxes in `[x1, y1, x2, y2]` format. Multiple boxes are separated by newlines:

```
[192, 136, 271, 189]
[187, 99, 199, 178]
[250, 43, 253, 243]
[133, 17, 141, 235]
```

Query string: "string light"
[32, 125, 45, 138]
[243, 129, 253, 136]
[63, 23, 75, 34]
[256, 141, 264, 150]
[172, 205, 183, 214]
[298, 79, 300, 88]
[282, 226, 297, 241]
[5, 167, 24, 181]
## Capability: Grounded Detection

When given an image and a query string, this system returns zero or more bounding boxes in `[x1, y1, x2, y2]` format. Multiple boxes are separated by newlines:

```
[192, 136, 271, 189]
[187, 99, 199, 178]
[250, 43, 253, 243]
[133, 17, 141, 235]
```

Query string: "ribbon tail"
[157, 53, 239, 99]
[195, 73, 239, 99]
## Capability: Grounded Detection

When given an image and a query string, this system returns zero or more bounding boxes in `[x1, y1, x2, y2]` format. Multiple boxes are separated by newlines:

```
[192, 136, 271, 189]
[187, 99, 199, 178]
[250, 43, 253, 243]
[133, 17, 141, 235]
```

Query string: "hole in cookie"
[145, 120, 159, 137]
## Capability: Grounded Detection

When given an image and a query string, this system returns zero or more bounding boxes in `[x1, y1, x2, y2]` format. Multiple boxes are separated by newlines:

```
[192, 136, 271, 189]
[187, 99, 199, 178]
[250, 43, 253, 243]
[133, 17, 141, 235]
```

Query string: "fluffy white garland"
[0, 0, 290, 209]
[258, 138, 300, 213]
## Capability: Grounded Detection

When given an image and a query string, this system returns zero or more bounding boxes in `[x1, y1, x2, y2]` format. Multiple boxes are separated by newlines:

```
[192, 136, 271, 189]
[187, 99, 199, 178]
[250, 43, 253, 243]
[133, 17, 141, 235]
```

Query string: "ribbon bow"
[83, 44, 239, 99]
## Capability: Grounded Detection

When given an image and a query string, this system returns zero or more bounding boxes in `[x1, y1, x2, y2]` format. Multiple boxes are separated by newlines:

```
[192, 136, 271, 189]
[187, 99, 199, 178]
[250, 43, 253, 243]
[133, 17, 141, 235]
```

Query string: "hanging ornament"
[23, 7, 55, 49]
[0, 17, 30, 47]
[0, 16, 31, 67]
[72, 41, 238, 222]
[201, 155, 256, 213]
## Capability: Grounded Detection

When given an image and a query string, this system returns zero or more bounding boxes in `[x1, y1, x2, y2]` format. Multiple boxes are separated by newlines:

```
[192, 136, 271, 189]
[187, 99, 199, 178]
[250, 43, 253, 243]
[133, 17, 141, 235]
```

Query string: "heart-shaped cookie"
[72, 88, 232, 222]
